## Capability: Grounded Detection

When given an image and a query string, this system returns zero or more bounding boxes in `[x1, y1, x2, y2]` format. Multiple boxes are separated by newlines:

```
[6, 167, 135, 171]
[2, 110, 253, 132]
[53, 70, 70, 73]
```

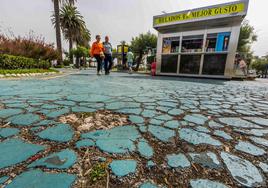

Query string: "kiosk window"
[182, 35, 203, 53]
[180, 55, 201, 74]
[202, 54, 227, 75]
[162, 37, 180, 54]
[205, 33, 217, 52]
[161, 55, 178, 73]
[206, 32, 230, 52]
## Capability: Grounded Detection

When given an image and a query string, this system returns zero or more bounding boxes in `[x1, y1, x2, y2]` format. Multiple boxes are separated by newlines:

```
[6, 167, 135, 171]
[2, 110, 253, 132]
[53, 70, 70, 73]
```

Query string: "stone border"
[0, 72, 60, 78]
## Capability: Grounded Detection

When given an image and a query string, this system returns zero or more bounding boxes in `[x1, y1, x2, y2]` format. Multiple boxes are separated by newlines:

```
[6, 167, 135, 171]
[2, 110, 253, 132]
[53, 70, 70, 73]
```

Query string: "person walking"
[103, 36, 113, 75]
[90, 35, 104, 75]
[239, 58, 247, 77]
[126, 48, 134, 74]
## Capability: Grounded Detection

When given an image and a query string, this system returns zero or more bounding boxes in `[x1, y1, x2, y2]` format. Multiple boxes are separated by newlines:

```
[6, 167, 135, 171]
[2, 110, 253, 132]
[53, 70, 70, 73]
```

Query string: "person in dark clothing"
[103, 36, 113, 75]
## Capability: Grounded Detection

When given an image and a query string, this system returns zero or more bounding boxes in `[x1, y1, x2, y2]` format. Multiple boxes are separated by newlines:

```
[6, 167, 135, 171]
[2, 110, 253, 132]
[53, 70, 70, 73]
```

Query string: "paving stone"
[168, 108, 184, 116]
[0, 128, 20, 138]
[129, 115, 144, 124]
[234, 128, 268, 137]
[67, 95, 93, 102]
[194, 126, 210, 133]
[259, 162, 268, 173]
[27, 107, 39, 113]
[6, 113, 40, 126]
[147, 161, 156, 168]
[110, 160, 137, 177]
[82, 126, 141, 154]
[140, 182, 159, 188]
[213, 130, 232, 140]
[220, 152, 264, 187]
[0, 138, 45, 169]
[150, 119, 164, 126]
[156, 106, 171, 112]
[29, 149, 77, 169]
[76, 139, 95, 148]
[184, 114, 208, 125]
[37, 124, 74, 142]
[54, 100, 76, 106]
[138, 140, 154, 159]
[154, 114, 173, 121]
[0, 176, 9, 184]
[249, 136, 268, 147]
[46, 108, 70, 118]
[35, 120, 57, 126]
[190, 179, 228, 188]
[0, 109, 23, 118]
[164, 120, 181, 129]
[244, 117, 268, 126]
[189, 152, 222, 169]
[235, 141, 266, 156]
[71, 106, 95, 113]
[5, 169, 76, 188]
[219, 118, 262, 129]
[179, 128, 222, 146]
[167, 154, 190, 168]
[107, 102, 140, 110]
[157, 101, 177, 108]
[5, 103, 28, 108]
[41, 104, 61, 110]
[148, 125, 175, 142]
[142, 110, 158, 118]
[138, 125, 147, 133]
[116, 108, 142, 115]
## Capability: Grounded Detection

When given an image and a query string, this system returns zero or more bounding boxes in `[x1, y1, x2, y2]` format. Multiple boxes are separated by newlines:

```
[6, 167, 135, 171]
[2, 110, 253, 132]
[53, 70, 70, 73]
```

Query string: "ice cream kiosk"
[153, 0, 249, 79]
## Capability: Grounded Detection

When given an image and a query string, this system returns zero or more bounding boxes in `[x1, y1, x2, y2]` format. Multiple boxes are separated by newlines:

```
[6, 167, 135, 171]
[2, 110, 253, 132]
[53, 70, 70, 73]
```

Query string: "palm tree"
[61, 4, 87, 51]
[52, 0, 63, 65]
[67, 0, 76, 5]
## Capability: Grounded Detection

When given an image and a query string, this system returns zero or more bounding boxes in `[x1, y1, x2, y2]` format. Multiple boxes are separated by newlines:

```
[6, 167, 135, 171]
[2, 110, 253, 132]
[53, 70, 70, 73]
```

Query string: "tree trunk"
[135, 51, 143, 71]
[69, 37, 74, 66]
[53, 0, 63, 65]
[69, 0, 75, 5]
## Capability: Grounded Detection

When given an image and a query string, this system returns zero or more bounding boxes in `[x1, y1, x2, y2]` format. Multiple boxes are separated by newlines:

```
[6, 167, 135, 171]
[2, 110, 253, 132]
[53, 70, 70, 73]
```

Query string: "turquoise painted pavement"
[0, 70, 268, 187]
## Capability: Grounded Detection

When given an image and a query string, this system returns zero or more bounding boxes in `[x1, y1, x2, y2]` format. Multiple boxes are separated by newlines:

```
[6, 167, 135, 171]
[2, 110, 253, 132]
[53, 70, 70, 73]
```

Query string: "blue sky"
[0, 0, 267, 56]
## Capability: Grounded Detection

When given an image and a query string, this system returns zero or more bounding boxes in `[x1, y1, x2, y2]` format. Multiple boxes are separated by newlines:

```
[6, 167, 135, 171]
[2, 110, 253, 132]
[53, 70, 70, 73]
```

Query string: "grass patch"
[89, 163, 107, 183]
[0, 69, 59, 75]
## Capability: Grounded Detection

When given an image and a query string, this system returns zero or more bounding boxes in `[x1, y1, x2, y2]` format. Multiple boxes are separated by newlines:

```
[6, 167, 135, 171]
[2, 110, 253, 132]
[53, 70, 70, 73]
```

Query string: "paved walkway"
[0, 70, 267, 188]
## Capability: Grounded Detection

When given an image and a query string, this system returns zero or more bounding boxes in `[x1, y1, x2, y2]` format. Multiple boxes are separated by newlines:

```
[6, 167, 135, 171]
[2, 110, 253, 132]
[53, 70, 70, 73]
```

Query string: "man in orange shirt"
[90, 35, 104, 75]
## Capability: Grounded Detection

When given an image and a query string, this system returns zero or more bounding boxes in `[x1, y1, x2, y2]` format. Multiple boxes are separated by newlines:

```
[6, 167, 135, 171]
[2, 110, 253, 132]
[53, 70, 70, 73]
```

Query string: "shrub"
[147, 55, 155, 64]
[0, 54, 51, 69]
[0, 31, 59, 61]
[63, 59, 71, 66]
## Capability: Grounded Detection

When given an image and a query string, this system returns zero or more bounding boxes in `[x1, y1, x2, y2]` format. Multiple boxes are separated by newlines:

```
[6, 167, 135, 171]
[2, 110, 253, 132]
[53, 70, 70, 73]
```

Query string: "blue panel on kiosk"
[216, 32, 230, 52]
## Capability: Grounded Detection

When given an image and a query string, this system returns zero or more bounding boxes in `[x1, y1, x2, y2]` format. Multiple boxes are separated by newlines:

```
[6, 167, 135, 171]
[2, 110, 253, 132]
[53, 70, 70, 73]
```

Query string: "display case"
[181, 35, 203, 53]
[162, 37, 180, 54]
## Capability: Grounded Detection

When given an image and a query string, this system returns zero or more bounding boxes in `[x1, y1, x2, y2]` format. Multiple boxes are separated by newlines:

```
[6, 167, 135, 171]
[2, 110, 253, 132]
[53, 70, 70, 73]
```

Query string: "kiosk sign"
[154, 2, 246, 27]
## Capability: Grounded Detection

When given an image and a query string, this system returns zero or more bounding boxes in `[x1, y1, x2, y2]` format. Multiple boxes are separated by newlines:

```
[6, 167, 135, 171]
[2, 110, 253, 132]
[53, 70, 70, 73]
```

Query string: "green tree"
[237, 20, 257, 53]
[70, 46, 89, 68]
[130, 32, 157, 70]
[252, 55, 268, 78]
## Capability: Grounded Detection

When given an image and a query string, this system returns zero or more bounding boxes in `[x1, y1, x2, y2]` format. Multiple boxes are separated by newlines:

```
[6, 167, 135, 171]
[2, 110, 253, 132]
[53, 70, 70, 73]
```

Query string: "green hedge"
[0, 54, 51, 69]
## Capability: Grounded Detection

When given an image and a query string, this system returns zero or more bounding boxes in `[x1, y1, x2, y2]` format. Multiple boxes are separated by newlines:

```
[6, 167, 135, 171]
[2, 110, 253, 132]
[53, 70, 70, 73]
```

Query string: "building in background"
[153, 0, 249, 79]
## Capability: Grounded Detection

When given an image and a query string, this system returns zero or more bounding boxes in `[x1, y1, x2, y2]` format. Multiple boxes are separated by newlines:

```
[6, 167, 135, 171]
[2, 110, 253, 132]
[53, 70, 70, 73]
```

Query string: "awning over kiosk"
[153, 0, 249, 79]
